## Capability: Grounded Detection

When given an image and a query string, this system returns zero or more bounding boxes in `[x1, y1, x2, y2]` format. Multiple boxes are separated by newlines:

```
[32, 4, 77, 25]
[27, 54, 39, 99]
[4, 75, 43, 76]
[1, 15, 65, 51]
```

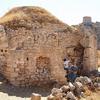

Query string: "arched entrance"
[74, 43, 84, 67]
[65, 43, 85, 75]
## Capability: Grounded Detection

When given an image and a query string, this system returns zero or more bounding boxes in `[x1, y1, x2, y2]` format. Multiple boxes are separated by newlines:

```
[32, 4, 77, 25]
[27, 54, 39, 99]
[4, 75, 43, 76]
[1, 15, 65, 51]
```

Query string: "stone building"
[83, 16, 92, 26]
[82, 17, 100, 50]
[0, 7, 97, 86]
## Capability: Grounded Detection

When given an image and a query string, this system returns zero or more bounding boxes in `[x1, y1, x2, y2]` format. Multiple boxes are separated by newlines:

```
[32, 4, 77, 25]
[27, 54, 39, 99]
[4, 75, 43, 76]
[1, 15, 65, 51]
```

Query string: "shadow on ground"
[0, 74, 51, 98]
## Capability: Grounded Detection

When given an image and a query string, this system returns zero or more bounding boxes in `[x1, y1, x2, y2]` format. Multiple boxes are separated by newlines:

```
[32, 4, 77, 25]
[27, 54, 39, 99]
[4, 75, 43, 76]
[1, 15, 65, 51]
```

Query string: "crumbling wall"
[78, 24, 97, 71]
[0, 7, 97, 86]
[4, 48, 66, 86]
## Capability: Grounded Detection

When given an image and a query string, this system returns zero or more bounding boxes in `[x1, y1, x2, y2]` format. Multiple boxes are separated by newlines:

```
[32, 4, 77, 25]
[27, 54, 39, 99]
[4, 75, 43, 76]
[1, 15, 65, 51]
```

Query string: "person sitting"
[65, 62, 78, 83]
[64, 62, 73, 81]
[64, 61, 71, 80]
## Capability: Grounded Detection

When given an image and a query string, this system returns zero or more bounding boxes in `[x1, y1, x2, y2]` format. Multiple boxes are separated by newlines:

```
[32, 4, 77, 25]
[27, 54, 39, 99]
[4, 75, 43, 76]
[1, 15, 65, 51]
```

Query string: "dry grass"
[0, 6, 65, 30]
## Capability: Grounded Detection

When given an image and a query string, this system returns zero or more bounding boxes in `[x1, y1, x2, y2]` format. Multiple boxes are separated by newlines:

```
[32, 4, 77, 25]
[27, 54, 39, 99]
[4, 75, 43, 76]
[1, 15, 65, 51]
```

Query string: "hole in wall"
[1, 49, 3, 52]
[26, 57, 29, 61]
[5, 50, 7, 52]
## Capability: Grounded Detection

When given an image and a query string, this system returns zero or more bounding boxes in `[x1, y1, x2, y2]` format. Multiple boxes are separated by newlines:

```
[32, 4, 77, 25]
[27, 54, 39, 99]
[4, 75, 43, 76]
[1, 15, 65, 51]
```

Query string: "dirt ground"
[0, 74, 50, 100]
[0, 74, 100, 100]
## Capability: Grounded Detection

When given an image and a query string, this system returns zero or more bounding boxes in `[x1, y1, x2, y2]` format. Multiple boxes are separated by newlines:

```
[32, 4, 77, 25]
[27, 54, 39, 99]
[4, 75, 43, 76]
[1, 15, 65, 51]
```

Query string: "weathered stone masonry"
[0, 7, 97, 86]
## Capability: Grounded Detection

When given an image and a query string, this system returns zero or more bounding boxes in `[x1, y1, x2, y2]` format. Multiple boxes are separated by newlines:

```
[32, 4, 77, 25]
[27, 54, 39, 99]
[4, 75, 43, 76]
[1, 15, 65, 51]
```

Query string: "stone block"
[60, 85, 70, 93]
[51, 88, 62, 96]
[74, 82, 83, 88]
[31, 93, 41, 100]
[47, 95, 55, 100]
[66, 91, 77, 100]
[68, 82, 75, 91]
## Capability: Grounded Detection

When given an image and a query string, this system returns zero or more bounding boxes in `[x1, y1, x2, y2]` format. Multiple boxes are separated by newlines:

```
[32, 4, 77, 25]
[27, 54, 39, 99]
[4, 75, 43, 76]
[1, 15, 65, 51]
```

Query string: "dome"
[0, 6, 65, 29]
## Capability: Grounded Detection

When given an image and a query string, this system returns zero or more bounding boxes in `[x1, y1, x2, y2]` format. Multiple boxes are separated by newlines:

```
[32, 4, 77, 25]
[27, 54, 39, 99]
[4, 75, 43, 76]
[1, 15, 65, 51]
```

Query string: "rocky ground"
[0, 74, 100, 100]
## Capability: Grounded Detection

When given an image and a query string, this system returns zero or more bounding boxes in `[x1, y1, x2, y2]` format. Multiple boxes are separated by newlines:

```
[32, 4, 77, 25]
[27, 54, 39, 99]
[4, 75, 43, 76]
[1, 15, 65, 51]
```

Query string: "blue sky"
[0, 0, 100, 25]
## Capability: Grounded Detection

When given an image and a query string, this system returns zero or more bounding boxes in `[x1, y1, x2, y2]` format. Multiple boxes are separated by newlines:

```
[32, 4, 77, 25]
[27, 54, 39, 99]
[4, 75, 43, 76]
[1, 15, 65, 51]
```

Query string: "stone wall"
[75, 23, 97, 72]
[94, 22, 100, 49]
[83, 16, 92, 26]
[0, 7, 97, 86]
[4, 48, 67, 86]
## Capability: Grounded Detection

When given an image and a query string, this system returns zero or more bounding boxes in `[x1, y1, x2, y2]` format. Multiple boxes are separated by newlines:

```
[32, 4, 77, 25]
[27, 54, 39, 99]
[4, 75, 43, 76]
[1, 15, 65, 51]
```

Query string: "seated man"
[64, 62, 73, 81]
[65, 62, 78, 82]
[68, 65, 78, 82]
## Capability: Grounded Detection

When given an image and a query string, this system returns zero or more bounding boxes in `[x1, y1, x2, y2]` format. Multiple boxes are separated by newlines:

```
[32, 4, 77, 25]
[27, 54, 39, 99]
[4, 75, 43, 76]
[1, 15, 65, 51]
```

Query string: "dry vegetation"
[0, 6, 66, 30]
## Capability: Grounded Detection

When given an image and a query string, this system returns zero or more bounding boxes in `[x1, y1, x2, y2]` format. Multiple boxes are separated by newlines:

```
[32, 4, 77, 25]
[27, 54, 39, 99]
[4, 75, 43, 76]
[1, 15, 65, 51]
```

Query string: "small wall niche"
[0, 49, 8, 53]
[5, 50, 7, 52]
[26, 57, 29, 61]
[1, 49, 3, 52]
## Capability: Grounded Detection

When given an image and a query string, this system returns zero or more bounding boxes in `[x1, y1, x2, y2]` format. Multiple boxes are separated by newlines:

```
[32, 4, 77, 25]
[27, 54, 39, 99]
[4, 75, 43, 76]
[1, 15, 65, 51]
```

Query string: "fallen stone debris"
[30, 75, 99, 100]
[46, 75, 100, 100]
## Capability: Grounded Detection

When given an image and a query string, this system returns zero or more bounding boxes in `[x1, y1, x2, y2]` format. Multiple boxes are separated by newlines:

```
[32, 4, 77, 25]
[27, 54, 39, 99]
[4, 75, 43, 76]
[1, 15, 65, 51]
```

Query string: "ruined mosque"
[0, 6, 97, 86]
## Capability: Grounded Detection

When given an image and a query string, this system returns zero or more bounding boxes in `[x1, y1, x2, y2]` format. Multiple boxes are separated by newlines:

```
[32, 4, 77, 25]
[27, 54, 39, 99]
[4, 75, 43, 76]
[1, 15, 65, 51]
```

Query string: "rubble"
[84, 86, 92, 96]
[60, 85, 70, 93]
[47, 76, 100, 100]
[75, 76, 92, 85]
[74, 82, 83, 89]
[51, 88, 62, 96]
[68, 82, 75, 91]
[66, 91, 77, 100]
[47, 95, 55, 100]
[83, 76, 92, 84]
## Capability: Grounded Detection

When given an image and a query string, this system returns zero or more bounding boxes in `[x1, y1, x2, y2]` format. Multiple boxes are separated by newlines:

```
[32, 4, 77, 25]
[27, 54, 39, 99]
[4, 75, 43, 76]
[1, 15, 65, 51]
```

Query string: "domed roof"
[0, 6, 66, 29]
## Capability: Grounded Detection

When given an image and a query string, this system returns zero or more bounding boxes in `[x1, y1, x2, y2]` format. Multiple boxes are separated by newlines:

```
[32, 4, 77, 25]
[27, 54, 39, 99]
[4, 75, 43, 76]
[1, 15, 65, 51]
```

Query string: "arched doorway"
[74, 43, 84, 67]
[65, 43, 84, 75]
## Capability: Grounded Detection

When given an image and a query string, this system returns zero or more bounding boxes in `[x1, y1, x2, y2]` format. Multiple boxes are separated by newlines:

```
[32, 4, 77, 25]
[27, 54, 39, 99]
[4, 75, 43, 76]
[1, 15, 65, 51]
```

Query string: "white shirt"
[64, 60, 70, 68]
